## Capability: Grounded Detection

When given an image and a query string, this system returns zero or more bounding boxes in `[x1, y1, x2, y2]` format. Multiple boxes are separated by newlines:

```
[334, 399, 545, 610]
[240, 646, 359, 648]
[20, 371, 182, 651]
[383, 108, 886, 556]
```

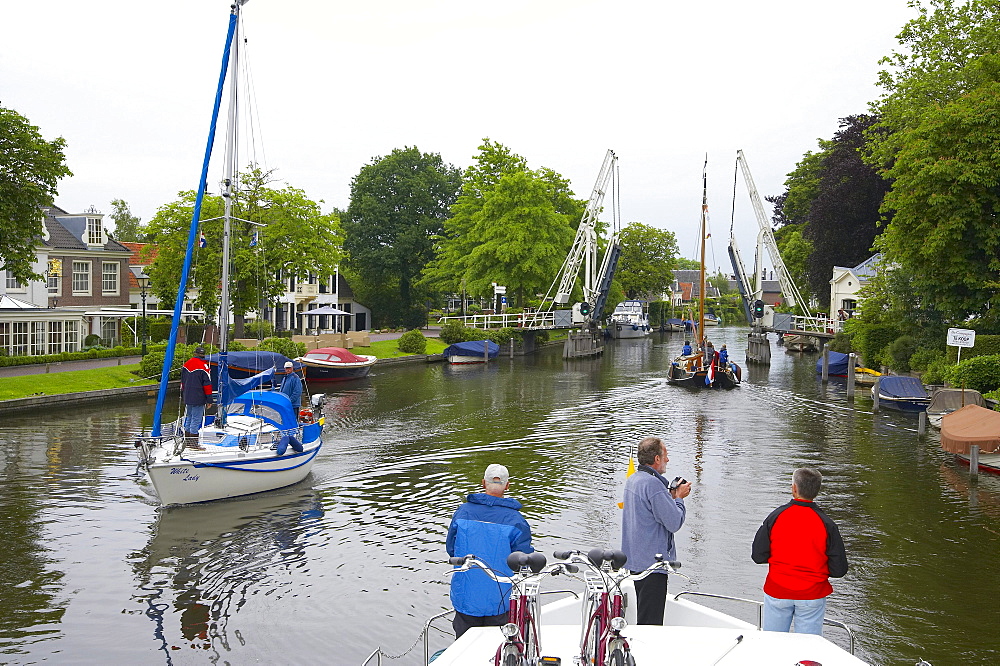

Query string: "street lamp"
[130, 266, 151, 356]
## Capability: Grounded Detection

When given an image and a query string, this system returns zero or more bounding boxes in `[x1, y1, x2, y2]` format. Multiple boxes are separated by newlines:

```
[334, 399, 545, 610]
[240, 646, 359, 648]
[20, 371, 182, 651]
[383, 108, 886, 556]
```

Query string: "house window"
[102, 319, 118, 345]
[64, 321, 80, 352]
[87, 217, 103, 245]
[31, 321, 46, 355]
[5, 271, 25, 292]
[12, 322, 29, 356]
[48, 259, 62, 295]
[73, 261, 91, 295]
[102, 262, 119, 295]
[0, 322, 8, 354]
[48, 321, 63, 354]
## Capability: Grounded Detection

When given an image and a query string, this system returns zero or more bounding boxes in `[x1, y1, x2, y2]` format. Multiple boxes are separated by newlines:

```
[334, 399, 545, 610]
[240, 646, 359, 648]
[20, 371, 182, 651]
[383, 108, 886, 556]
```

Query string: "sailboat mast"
[218, 12, 239, 356]
[698, 160, 707, 347]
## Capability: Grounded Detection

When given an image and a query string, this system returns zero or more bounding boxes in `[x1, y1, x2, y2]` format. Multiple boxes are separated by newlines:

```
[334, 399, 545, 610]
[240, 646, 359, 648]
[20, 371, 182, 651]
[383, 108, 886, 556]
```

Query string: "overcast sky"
[3, 0, 916, 275]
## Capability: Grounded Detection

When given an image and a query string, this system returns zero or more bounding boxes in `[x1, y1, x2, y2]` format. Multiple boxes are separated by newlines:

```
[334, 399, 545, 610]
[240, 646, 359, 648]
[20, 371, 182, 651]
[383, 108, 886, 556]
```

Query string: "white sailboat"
[133, 0, 324, 506]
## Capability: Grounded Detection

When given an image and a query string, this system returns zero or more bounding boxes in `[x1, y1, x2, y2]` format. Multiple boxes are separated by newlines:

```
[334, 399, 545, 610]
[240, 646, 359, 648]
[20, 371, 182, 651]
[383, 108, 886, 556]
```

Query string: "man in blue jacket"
[446, 463, 533, 638]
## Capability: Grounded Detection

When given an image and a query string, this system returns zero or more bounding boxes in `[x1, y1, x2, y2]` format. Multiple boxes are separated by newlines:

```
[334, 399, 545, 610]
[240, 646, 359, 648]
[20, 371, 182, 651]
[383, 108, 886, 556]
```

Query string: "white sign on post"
[947, 328, 976, 348]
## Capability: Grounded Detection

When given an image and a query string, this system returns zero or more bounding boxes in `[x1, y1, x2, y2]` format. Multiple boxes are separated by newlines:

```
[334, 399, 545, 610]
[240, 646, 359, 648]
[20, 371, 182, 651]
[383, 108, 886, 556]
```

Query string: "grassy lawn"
[352, 337, 449, 358]
[0, 364, 156, 401]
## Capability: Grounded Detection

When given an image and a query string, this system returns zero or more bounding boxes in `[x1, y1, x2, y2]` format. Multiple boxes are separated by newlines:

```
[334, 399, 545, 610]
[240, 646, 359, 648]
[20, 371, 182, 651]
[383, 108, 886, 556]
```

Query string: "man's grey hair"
[793, 467, 822, 500]
[637, 437, 665, 466]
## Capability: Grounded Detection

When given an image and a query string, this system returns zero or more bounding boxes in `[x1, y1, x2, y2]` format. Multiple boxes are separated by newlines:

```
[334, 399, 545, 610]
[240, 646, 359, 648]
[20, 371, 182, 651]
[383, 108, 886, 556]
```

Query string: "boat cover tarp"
[928, 388, 986, 416]
[878, 376, 929, 399]
[817, 351, 852, 376]
[666, 318, 683, 326]
[304, 347, 372, 364]
[444, 340, 500, 359]
[940, 404, 1000, 454]
[232, 390, 298, 430]
[207, 351, 301, 378]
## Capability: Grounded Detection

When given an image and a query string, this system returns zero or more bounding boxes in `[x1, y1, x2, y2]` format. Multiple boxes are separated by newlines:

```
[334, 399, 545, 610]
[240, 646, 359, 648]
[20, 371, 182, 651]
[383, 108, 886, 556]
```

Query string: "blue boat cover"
[231, 390, 298, 429]
[444, 340, 500, 359]
[206, 351, 301, 379]
[878, 376, 929, 399]
[816, 351, 852, 376]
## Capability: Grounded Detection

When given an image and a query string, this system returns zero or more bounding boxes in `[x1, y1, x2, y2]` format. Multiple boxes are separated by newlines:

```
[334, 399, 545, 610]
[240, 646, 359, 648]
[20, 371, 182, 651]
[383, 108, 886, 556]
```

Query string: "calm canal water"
[1, 328, 998, 665]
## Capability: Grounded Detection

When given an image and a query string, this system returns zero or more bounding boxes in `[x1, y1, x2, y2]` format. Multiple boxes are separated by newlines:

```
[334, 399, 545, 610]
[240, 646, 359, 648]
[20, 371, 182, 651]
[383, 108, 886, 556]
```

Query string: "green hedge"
[947, 334, 1000, 362]
[947, 354, 1000, 393]
[0, 346, 146, 367]
[397, 329, 428, 354]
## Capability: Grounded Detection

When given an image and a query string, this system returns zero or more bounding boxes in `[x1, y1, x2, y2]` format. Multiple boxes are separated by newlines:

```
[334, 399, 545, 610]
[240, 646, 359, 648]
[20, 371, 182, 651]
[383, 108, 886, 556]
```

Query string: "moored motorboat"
[816, 351, 881, 385]
[927, 388, 986, 428]
[444, 340, 499, 364]
[703, 312, 721, 326]
[872, 376, 930, 413]
[297, 346, 377, 381]
[663, 317, 685, 332]
[607, 300, 651, 339]
[940, 403, 1000, 474]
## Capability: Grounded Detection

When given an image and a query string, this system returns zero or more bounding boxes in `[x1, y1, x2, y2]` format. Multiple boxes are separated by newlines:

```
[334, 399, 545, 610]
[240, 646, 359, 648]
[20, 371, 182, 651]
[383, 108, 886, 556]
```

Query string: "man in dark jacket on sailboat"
[180, 346, 213, 445]
[751, 467, 848, 635]
[446, 464, 533, 638]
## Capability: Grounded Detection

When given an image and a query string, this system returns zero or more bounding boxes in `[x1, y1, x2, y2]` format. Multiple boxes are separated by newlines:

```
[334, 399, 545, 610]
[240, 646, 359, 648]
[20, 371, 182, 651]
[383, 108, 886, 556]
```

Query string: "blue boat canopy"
[206, 351, 301, 379]
[229, 390, 298, 429]
[444, 340, 500, 359]
[816, 351, 852, 376]
[878, 376, 929, 399]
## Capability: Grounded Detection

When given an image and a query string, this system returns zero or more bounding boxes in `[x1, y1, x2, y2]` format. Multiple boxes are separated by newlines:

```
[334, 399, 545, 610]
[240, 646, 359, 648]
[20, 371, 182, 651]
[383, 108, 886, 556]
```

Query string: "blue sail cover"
[879, 376, 929, 399]
[231, 390, 298, 429]
[816, 351, 852, 376]
[444, 340, 500, 359]
[206, 351, 300, 379]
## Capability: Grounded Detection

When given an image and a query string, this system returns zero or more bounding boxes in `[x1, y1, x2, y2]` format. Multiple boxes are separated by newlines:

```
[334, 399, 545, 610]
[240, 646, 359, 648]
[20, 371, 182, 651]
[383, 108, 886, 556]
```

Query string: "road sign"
[494, 285, 507, 295]
[947, 328, 976, 348]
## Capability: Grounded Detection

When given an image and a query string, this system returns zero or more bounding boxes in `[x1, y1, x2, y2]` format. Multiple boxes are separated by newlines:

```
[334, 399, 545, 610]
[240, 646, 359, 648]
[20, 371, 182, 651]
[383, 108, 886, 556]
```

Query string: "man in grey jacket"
[621, 437, 690, 624]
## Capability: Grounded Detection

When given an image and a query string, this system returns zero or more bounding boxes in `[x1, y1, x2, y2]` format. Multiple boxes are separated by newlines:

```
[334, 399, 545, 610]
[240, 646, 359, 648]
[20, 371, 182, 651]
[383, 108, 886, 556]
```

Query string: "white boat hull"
[608, 322, 651, 339]
[431, 591, 866, 665]
[448, 355, 490, 364]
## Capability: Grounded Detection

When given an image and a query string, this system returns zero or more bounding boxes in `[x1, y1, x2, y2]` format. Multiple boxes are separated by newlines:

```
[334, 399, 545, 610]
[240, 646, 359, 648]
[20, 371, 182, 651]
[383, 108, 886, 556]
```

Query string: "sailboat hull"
[145, 431, 322, 505]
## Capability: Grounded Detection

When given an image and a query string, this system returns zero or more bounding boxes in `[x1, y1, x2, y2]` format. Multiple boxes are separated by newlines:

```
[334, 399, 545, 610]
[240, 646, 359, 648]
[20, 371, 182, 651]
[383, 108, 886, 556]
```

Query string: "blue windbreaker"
[446, 493, 533, 617]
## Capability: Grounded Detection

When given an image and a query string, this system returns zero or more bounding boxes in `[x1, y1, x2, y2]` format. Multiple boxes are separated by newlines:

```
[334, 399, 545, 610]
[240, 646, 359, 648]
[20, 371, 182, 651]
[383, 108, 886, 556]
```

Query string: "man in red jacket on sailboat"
[180, 346, 213, 447]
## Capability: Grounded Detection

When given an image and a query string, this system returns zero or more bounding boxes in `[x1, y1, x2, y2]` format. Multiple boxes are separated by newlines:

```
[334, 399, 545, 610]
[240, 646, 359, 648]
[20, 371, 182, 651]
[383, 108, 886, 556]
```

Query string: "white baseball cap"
[484, 463, 509, 486]
[284, 361, 294, 368]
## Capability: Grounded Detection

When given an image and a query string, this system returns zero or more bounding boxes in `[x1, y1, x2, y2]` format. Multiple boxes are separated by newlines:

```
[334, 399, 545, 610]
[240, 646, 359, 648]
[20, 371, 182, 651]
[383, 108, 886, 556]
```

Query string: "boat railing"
[360, 589, 581, 666]
[674, 591, 856, 654]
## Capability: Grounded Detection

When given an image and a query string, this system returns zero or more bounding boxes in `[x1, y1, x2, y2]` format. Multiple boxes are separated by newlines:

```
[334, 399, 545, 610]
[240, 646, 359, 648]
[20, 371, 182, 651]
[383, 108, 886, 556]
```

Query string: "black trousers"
[632, 572, 669, 625]
[452, 610, 508, 638]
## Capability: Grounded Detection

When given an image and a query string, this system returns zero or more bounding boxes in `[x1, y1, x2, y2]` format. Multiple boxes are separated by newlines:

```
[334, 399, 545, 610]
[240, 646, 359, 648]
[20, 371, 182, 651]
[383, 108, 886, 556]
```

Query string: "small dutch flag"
[199, 231, 207, 248]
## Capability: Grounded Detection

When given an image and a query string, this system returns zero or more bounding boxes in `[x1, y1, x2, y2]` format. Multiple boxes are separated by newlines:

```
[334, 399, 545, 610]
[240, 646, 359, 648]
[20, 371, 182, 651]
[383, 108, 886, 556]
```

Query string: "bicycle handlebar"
[448, 553, 578, 583]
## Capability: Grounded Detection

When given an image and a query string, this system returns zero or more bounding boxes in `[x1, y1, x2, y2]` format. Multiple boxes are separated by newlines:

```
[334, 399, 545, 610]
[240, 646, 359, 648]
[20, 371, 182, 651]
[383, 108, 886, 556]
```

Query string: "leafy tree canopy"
[109, 198, 145, 242]
[146, 167, 342, 322]
[877, 82, 1000, 329]
[773, 224, 814, 303]
[673, 257, 701, 270]
[344, 146, 461, 328]
[423, 139, 584, 304]
[0, 105, 72, 282]
[616, 222, 679, 299]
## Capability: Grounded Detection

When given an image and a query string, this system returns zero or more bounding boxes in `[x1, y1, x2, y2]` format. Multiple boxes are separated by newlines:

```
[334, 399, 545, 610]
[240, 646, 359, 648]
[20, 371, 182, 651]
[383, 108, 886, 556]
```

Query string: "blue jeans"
[184, 404, 205, 435]
[762, 594, 827, 635]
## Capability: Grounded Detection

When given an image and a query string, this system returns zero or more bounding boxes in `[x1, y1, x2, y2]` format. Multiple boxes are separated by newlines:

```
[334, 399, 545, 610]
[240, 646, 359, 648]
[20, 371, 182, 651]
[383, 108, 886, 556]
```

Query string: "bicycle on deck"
[448, 551, 578, 666]
[554, 549, 683, 666]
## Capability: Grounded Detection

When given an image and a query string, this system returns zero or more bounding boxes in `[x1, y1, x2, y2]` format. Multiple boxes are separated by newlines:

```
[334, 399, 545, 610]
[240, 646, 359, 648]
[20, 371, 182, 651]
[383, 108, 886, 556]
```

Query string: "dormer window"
[87, 217, 103, 245]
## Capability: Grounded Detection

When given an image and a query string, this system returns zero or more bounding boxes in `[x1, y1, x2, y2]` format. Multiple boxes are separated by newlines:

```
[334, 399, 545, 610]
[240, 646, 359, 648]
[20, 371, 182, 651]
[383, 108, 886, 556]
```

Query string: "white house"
[829, 254, 882, 320]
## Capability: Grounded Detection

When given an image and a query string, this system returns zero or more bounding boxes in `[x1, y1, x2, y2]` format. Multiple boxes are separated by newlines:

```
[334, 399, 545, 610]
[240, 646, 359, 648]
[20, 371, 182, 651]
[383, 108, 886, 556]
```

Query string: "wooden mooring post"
[870, 373, 878, 411]
[509, 337, 514, 359]
[970, 445, 980, 478]
[847, 353, 857, 400]
[821, 344, 830, 383]
[918, 411, 927, 436]
[484, 339, 489, 364]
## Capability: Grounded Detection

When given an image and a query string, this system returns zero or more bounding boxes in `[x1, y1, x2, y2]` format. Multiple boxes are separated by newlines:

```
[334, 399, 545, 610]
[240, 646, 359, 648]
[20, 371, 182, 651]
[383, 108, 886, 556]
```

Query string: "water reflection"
[127, 486, 323, 661]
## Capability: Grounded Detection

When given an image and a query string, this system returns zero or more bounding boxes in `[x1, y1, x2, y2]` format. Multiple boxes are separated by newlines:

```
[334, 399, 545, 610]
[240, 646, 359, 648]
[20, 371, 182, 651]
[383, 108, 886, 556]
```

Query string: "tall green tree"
[0, 105, 72, 283]
[344, 147, 461, 328]
[773, 225, 814, 302]
[616, 222, 678, 299]
[147, 167, 342, 333]
[877, 81, 1000, 329]
[461, 170, 575, 306]
[423, 139, 584, 304]
[108, 198, 145, 242]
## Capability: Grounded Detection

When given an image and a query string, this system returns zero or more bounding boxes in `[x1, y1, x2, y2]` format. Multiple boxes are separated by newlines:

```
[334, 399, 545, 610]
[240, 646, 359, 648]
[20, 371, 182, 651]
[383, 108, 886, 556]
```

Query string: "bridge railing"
[788, 314, 845, 334]
[437, 312, 556, 330]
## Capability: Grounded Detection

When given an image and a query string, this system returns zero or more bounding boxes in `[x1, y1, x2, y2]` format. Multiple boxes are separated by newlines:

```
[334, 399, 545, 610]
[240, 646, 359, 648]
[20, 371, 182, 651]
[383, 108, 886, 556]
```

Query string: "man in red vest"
[751, 467, 848, 634]
[180, 346, 213, 448]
